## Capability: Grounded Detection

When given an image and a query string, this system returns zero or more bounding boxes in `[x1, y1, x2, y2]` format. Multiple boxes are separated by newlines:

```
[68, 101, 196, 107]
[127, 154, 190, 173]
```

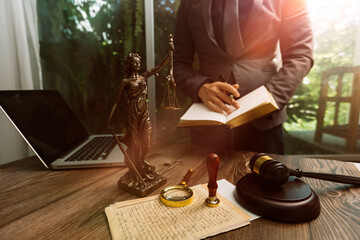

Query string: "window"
[38, 0, 146, 134]
[285, 0, 360, 155]
[153, 0, 190, 142]
[37, 0, 360, 156]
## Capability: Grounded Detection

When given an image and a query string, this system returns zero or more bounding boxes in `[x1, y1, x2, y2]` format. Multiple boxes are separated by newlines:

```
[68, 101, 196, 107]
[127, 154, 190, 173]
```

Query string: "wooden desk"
[1, 143, 360, 239]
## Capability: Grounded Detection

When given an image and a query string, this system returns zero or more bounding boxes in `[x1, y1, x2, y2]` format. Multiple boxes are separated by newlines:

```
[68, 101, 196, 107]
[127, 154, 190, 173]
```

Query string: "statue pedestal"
[118, 170, 167, 197]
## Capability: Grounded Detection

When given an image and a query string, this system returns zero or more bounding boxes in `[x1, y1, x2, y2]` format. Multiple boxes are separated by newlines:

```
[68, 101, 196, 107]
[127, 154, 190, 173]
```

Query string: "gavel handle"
[289, 169, 360, 186]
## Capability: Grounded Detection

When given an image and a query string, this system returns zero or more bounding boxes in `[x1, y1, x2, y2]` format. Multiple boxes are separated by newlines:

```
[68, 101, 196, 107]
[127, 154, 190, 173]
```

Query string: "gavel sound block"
[235, 174, 321, 223]
[235, 154, 321, 223]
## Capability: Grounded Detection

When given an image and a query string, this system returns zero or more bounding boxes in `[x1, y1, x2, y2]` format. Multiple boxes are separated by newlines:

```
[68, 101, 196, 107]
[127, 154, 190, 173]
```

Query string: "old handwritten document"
[105, 184, 251, 240]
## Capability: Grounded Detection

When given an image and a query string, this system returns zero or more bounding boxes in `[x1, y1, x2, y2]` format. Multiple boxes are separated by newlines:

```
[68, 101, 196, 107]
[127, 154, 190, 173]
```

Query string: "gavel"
[250, 153, 360, 187]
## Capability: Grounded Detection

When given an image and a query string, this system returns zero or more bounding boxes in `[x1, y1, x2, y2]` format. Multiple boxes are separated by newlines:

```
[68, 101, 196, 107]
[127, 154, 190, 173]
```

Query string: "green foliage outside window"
[285, 1, 358, 131]
[38, 0, 146, 134]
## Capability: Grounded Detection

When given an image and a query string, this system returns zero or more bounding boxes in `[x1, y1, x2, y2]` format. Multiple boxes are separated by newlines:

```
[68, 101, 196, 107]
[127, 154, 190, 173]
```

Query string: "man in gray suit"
[174, 0, 313, 154]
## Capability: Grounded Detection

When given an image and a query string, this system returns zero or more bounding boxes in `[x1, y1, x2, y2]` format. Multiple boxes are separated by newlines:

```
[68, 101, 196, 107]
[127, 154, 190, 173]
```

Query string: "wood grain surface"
[0, 143, 359, 240]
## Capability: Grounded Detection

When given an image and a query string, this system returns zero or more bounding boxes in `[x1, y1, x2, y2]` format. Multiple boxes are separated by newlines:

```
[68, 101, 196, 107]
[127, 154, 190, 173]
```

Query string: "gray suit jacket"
[174, 0, 314, 130]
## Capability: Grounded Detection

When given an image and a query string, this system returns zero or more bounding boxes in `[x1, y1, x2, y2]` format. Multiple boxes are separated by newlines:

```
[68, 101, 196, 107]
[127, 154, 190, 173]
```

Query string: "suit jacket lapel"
[201, 0, 218, 48]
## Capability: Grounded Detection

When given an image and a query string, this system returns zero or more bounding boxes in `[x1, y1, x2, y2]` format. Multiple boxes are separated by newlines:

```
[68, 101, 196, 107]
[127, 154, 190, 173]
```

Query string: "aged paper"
[217, 179, 260, 221]
[105, 183, 251, 240]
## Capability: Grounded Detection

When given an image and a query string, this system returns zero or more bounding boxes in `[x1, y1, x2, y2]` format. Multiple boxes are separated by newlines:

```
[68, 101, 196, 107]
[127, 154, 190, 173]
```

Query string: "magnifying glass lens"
[160, 169, 194, 207]
[163, 188, 191, 201]
[160, 185, 193, 207]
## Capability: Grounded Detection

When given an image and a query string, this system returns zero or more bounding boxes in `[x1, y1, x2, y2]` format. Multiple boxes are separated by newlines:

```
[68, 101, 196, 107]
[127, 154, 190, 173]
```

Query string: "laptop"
[0, 90, 125, 169]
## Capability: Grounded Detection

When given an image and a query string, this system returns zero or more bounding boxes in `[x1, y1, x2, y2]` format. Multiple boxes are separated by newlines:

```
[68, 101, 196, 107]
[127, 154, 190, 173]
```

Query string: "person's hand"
[198, 82, 240, 114]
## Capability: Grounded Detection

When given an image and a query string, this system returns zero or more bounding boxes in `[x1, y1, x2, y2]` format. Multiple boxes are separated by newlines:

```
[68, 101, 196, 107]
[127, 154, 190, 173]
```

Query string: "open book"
[178, 86, 279, 129]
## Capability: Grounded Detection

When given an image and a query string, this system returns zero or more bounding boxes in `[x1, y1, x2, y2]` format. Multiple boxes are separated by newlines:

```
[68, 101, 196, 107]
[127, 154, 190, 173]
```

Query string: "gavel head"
[249, 153, 289, 187]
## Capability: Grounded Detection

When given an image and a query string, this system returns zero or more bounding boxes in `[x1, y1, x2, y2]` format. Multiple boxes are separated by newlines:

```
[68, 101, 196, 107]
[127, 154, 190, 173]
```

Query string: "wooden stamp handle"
[207, 153, 219, 197]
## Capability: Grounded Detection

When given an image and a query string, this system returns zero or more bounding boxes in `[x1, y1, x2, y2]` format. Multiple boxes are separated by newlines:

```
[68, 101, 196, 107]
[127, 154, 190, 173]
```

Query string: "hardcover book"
[178, 86, 279, 129]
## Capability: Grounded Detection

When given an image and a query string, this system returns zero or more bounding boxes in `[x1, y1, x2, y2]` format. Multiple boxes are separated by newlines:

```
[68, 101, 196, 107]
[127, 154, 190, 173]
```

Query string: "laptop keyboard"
[65, 136, 116, 162]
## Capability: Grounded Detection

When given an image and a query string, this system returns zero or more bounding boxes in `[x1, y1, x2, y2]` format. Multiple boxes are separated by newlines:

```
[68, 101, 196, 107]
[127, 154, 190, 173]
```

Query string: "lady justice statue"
[107, 34, 179, 197]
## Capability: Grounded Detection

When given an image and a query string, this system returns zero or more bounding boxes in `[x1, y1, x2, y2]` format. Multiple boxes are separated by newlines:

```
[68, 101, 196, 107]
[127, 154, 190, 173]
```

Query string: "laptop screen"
[0, 90, 89, 165]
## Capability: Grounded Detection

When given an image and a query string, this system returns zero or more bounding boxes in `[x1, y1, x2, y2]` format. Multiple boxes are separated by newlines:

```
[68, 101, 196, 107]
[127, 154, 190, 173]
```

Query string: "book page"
[105, 184, 250, 240]
[226, 86, 270, 123]
[180, 103, 227, 124]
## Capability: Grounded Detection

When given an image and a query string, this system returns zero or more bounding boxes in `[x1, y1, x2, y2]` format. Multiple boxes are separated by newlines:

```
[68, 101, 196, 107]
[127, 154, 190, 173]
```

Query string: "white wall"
[355, 23, 360, 65]
[0, 0, 39, 165]
[0, 4, 29, 164]
[355, 23, 360, 125]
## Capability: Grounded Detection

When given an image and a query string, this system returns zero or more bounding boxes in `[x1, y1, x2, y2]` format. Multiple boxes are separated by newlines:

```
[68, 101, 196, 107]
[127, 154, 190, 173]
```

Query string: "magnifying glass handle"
[180, 169, 193, 187]
[207, 153, 219, 198]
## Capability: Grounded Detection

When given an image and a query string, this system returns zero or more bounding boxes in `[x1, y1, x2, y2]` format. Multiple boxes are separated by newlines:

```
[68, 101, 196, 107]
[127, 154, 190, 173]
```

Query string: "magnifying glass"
[160, 169, 194, 207]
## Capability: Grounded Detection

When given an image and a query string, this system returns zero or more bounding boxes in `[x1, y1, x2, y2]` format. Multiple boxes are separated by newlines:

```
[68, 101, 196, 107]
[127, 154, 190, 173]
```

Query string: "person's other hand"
[198, 82, 240, 114]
